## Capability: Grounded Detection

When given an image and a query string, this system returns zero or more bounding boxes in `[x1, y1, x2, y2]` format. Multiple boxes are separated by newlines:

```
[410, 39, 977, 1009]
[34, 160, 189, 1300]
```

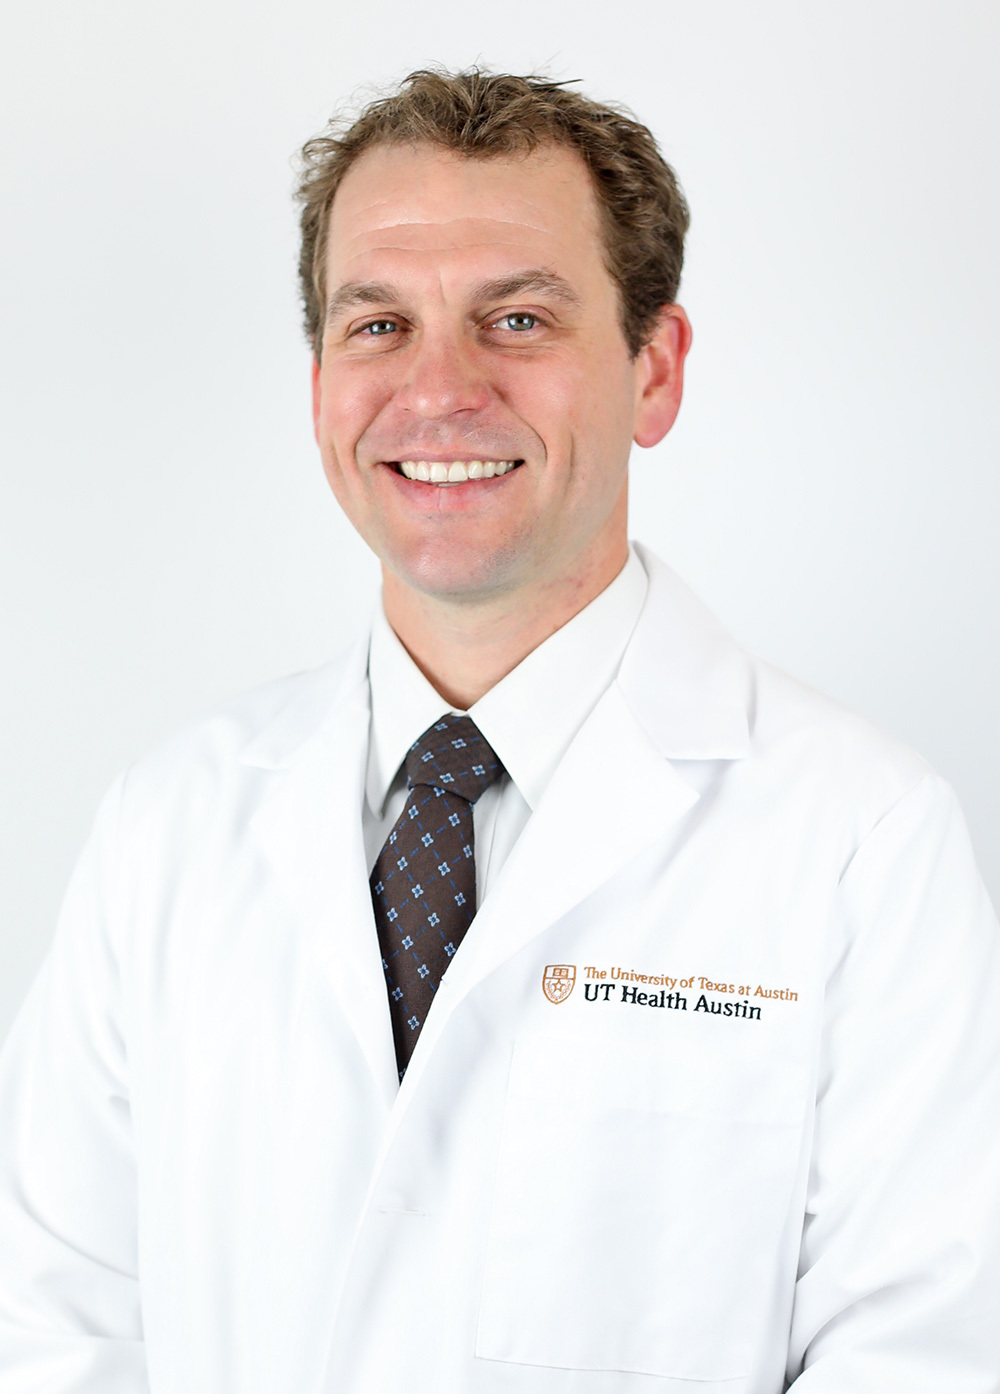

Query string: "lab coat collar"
[238, 544, 749, 774]
[621, 543, 752, 761]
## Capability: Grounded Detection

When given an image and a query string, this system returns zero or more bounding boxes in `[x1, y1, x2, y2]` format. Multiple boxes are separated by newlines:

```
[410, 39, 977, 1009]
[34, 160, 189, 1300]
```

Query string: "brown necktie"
[370, 714, 504, 1079]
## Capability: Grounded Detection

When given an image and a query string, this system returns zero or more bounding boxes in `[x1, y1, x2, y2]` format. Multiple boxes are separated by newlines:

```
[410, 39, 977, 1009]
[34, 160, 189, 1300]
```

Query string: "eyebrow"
[324, 268, 583, 325]
[472, 270, 583, 310]
[325, 281, 398, 323]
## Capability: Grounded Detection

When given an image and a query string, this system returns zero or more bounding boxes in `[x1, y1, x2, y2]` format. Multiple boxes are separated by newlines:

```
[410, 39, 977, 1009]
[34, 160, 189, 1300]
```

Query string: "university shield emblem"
[542, 964, 576, 1004]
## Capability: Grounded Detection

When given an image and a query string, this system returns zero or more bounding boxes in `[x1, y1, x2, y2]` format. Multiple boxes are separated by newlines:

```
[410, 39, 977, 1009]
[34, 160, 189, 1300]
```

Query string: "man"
[1, 67, 998, 1393]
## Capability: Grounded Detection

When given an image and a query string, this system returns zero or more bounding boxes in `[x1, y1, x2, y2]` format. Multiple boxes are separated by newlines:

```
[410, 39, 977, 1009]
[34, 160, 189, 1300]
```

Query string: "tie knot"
[405, 714, 504, 804]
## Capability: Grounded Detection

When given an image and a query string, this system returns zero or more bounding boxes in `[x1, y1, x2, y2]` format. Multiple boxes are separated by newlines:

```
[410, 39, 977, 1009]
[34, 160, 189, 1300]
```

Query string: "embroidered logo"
[542, 964, 576, 1005]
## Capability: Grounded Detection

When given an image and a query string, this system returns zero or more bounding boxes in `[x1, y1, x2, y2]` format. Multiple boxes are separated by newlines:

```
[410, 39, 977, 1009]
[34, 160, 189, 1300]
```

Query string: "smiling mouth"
[389, 459, 524, 485]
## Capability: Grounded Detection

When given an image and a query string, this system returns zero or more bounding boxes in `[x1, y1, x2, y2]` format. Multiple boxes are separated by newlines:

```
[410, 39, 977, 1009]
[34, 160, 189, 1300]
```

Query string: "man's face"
[312, 141, 684, 606]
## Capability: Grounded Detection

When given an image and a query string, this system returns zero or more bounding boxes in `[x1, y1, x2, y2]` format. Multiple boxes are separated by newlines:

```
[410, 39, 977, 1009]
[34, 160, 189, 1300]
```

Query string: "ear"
[311, 355, 322, 445]
[632, 305, 693, 449]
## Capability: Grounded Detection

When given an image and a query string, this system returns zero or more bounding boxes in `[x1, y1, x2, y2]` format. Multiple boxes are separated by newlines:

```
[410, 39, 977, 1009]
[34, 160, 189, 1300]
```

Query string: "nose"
[394, 328, 492, 421]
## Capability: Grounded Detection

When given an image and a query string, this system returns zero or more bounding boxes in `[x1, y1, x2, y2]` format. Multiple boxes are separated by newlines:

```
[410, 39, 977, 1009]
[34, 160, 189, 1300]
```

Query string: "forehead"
[324, 141, 607, 288]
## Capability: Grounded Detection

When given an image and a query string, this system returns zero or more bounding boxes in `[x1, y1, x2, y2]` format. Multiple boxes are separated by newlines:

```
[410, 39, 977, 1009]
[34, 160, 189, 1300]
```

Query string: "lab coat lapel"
[403, 549, 753, 1075]
[440, 683, 698, 1005]
[242, 637, 399, 1109]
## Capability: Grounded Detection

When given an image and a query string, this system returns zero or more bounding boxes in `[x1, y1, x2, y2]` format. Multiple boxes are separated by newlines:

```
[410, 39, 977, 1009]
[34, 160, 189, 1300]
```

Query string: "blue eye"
[362, 320, 397, 336]
[499, 313, 538, 331]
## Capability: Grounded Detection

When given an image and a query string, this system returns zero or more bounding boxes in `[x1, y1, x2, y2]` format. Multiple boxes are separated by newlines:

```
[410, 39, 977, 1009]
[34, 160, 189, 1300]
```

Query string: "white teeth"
[396, 459, 519, 484]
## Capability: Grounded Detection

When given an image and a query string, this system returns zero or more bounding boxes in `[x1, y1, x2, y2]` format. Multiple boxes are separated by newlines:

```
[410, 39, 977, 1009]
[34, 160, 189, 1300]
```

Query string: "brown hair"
[295, 68, 689, 359]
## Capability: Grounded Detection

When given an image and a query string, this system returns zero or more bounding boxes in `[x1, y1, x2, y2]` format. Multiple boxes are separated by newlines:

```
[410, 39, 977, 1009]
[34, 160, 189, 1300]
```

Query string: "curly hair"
[294, 67, 689, 359]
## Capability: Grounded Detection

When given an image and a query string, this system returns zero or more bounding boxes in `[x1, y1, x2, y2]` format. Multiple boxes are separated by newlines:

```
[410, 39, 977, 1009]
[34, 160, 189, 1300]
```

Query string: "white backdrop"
[2, 0, 998, 1043]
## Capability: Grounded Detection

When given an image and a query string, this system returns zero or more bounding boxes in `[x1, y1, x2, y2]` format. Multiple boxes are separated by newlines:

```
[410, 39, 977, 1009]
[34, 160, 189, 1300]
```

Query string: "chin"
[387, 536, 529, 604]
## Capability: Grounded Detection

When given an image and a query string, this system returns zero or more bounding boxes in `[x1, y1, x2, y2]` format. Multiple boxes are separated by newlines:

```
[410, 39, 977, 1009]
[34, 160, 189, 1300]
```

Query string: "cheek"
[494, 357, 590, 446]
[580, 351, 639, 450]
[542, 364, 629, 460]
[317, 365, 393, 456]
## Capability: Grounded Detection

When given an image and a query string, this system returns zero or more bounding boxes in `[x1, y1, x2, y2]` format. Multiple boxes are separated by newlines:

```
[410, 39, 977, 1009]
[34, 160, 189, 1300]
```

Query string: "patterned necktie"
[371, 714, 504, 1080]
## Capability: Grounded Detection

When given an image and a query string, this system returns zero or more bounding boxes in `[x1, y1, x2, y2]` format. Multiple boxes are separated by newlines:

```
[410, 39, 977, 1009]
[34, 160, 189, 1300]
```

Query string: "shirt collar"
[365, 546, 649, 818]
[365, 609, 451, 820]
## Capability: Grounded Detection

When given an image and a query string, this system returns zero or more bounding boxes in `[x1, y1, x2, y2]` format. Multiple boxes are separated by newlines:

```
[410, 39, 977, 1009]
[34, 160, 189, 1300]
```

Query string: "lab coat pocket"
[476, 1031, 806, 1380]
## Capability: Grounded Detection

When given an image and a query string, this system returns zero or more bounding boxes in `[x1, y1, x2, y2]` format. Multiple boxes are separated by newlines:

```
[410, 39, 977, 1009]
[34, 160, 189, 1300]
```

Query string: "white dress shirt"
[364, 546, 649, 902]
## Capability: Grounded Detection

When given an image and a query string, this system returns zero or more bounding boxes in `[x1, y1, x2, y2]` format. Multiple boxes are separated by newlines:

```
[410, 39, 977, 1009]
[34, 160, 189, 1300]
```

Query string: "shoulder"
[114, 640, 367, 827]
[630, 545, 937, 833]
[747, 654, 937, 837]
[750, 654, 930, 786]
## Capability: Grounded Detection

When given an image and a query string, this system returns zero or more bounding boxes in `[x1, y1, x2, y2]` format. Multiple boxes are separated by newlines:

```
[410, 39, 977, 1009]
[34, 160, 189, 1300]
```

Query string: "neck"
[381, 541, 630, 710]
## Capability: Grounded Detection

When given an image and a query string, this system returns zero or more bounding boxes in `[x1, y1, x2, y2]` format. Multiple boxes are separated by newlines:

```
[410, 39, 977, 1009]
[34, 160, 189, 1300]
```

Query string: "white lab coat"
[1, 545, 999, 1394]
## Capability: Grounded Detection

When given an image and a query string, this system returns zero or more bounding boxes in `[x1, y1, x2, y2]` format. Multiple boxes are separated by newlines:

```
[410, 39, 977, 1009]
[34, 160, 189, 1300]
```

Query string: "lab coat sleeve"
[0, 774, 148, 1392]
[787, 773, 1000, 1391]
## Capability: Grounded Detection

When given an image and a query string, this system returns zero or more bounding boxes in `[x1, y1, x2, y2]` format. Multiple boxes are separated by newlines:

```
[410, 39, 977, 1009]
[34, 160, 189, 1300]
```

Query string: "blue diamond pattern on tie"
[371, 714, 504, 1081]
